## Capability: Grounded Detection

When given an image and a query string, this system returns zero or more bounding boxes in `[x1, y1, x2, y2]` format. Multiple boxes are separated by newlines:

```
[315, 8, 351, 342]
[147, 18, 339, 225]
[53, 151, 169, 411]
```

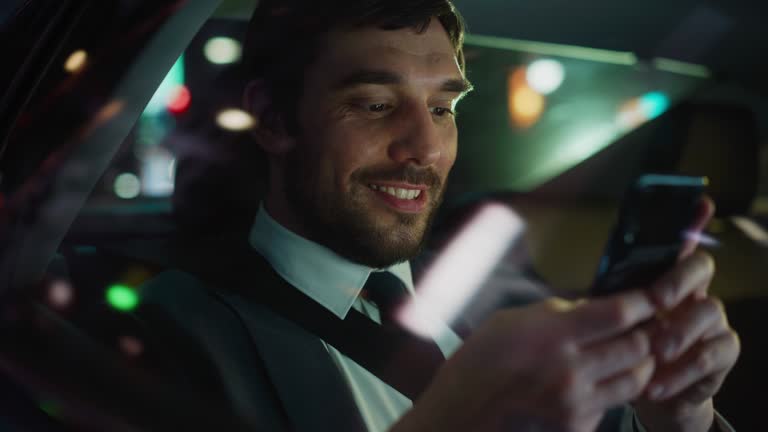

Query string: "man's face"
[274, 19, 470, 268]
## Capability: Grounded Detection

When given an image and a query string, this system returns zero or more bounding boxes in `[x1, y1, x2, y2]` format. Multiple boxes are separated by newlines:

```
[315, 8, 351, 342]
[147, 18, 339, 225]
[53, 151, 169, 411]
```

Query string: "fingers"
[652, 297, 725, 363]
[650, 251, 714, 310]
[579, 329, 651, 382]
[562, 291, 655, 344]
[679, 196, 716, 259]
[646, 330, 741, 402]
[590, 357, 656, 412]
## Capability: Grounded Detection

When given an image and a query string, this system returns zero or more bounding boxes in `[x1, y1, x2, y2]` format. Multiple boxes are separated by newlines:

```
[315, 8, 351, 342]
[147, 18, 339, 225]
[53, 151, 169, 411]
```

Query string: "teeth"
[368, 184, 422, 201]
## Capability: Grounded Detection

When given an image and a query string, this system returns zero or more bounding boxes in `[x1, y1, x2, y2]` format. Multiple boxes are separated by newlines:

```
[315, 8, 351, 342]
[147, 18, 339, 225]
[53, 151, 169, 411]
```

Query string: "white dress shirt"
[249, 204, 463, 432]
[248, 204, 735, 432]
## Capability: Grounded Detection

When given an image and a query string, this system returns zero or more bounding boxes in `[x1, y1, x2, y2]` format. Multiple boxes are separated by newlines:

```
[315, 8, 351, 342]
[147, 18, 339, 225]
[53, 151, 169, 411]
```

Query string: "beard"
[284, 149, 446, 268]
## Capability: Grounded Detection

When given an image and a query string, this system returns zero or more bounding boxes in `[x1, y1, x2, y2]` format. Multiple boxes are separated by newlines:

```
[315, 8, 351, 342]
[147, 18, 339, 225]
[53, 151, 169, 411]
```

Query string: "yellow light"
[204, 37, 242, 65]
[216, 108, 257, 131]
[508, 68, 545, 128]
[513, 88, 545, 117]
[64, 50, 88, 73]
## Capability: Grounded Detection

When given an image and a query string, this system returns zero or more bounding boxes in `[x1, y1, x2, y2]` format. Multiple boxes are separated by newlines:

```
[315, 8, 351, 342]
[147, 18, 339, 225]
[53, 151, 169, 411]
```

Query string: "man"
[145, 0, 740, 430]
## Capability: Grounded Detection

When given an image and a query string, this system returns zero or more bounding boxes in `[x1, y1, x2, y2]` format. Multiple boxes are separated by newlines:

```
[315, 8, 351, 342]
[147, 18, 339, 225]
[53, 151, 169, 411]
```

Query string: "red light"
[167, 85, 191, 114]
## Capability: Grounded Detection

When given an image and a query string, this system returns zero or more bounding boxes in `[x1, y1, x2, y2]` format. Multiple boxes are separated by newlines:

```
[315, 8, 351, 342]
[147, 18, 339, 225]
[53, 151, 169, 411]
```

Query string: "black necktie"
[362, 271, 409, 322]
[353, 271, 446, 398]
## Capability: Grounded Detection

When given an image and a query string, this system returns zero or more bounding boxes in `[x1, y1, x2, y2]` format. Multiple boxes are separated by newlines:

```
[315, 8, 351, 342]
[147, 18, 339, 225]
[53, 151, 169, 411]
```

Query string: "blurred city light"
[216, 108, 257, 131]
[106, 284, 139, 312]
[48, 279, 74, 310]
[114, 173, 141, 199]
[616, 91, 671, 130]
[526, 59, 565, 95]
[141, 147, 175, 197]
[119, 336, 145, 357]
[639, 91, 670, 120]
[64, 49, 88, 73]
[616, 99, 645, 130]
[508, 68, 545, 128]
[732, 216, 768, 246]
[145, 55, 185, 115]
[204, 36, 242, 65]
[167, 85, 191, 114]
[399, 204, 525, 338]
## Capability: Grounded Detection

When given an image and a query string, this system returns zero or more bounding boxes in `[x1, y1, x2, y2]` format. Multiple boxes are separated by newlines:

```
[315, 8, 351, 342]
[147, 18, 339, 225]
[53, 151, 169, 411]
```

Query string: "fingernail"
[649, 384, 665, 400]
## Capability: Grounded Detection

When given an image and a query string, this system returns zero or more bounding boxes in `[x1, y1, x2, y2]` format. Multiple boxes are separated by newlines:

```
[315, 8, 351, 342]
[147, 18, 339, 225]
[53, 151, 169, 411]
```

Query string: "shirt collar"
[249, 204, 414, 319]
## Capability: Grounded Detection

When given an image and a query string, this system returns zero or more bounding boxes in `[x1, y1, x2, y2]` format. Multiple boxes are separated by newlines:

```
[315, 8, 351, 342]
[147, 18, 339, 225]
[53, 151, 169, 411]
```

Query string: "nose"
[388, 105, 443, 167]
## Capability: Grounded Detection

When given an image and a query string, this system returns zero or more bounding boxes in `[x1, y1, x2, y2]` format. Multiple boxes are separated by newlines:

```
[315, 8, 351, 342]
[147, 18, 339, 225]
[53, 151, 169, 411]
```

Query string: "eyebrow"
[334, 69, 475, 97]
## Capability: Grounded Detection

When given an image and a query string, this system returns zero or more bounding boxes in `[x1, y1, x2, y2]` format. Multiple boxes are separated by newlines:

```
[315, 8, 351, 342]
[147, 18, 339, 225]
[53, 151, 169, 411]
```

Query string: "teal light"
[144, 55, 185, 115]
[106, 284, 140, 312]
[640, 91, 670, 120]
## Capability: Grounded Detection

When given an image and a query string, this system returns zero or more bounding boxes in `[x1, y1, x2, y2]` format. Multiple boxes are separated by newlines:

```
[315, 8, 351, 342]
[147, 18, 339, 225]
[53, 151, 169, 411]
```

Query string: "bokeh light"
[48, 279, 74, 309]
[616, 91, 671, 131]
[216, 108, 257, 131]
[167, 85, 191, 114]
[106, 284, 139, 312]
[526, 59, 565, 95]
[204, 37, 242, 65]
[639, 91, 670, 120]
[114, 173, 141, 199]
[145, 55, 185, 115]
[508, 68, 546, 129]
[141, 147, 175, 197]
[119, 335, 145, 357]
[64, 50, 88, 73]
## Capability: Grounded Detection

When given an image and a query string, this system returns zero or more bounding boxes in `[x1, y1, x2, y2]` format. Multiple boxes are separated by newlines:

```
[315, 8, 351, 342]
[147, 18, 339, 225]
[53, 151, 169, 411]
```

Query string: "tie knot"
[362, 271, 408, 316]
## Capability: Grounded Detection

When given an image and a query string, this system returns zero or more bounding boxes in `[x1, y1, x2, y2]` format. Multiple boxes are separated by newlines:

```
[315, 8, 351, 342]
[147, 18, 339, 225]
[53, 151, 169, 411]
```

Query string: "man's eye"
[431, 107, 455, 117]
[368, 104, 389, 112]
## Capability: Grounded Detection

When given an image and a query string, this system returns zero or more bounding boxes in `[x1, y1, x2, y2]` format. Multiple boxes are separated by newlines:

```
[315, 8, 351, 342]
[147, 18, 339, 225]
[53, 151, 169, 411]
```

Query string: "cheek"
[440, 128, 459, 173]
[322, 127, 385, 188]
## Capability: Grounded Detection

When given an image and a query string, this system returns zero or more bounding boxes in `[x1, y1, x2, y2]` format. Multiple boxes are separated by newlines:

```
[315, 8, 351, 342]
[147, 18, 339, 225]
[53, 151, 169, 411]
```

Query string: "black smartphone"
[591, 174, 708, 297]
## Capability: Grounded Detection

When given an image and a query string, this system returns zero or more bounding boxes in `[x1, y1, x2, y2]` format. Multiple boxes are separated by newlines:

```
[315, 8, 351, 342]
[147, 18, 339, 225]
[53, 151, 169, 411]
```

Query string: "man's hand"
[633, 197, 741, 432]
[394, 291, 658, 432]
[633, 251, 740, 432]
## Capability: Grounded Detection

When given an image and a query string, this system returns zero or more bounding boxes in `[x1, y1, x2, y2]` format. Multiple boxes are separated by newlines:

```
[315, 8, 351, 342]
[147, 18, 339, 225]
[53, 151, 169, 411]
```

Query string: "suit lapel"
[217, 292, 367, 432]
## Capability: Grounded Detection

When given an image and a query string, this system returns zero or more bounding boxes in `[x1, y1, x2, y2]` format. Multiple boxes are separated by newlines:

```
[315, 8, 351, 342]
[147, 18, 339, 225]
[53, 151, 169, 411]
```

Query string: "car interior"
[1, 0, 766, 430]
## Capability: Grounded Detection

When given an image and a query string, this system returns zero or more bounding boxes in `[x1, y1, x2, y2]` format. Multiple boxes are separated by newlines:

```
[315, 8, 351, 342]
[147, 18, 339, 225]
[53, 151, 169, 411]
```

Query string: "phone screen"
[591, 175, 707, 297]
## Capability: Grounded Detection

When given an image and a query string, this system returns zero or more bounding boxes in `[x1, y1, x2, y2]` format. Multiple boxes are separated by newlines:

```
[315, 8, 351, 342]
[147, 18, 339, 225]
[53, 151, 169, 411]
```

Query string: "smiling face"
[262, 19, 471, 267]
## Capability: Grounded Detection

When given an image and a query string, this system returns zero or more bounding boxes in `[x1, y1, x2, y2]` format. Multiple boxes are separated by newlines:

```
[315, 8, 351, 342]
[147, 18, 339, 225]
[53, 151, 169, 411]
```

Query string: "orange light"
[616, 99, 645, 130]
[508, 68, 545, 129]
[168, 85, 191, 114]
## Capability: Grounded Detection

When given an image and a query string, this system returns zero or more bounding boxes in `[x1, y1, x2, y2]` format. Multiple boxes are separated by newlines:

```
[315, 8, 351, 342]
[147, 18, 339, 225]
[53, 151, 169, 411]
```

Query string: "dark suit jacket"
[130, 237, 636, 432]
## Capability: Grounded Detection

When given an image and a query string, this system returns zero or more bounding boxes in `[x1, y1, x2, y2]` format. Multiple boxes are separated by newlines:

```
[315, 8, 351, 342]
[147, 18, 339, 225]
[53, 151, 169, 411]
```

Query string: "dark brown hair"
[244, 0, 467, 133]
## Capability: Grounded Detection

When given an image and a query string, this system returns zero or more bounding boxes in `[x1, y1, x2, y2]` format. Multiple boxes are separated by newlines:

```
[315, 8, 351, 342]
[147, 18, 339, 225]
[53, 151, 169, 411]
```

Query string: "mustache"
[356, 165, 442, 189]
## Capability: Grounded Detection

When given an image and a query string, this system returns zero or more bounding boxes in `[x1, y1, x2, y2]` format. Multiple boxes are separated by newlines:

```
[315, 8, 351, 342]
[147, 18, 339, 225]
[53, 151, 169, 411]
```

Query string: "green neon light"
[465, 34, 638, 65]
[106, 284, 140, 312]
[652, 57, 711, 78]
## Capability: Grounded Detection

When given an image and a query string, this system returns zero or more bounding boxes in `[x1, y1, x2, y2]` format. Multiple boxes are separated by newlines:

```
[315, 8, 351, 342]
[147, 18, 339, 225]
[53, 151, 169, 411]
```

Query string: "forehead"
[313, 19, 463, 83]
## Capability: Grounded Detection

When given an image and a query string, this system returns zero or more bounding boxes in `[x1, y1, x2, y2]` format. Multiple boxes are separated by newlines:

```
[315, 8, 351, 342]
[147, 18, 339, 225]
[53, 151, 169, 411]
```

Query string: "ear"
[243, 79, 296, 155]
